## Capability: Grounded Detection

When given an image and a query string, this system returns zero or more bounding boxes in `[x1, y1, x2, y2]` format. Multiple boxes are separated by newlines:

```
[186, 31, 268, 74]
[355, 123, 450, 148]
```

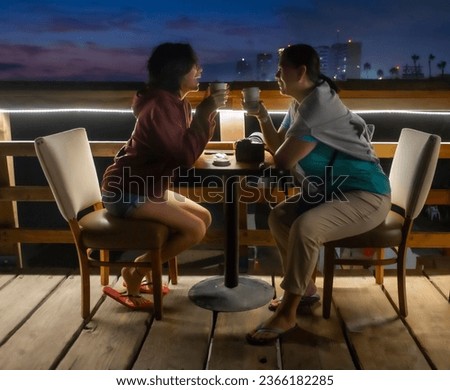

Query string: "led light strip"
[354, 110, 450, 116]
[1, 108, 449, 116]
[0, 108, 133, 114]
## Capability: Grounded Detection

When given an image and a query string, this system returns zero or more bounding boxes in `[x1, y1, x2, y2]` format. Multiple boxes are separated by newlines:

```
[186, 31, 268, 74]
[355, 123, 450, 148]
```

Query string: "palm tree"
[437, 61, 447, 77]
[377, 69, 384, 79]
[428, 54, 435, 78]
[411, 54, 420, 77]
[389, 66, 400, 79]
[363, 62, 371, 78]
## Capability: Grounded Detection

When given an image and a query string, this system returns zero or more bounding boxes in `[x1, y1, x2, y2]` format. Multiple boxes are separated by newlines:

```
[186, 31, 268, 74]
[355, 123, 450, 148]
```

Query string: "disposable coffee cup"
[242, 87, 260, 110]
[210, 82, 228, 92]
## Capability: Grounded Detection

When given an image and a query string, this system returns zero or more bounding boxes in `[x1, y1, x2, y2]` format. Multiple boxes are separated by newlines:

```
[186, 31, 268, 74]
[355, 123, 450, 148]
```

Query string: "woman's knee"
[291, 215, 318, 244]
[268, 206, 281, 231]
[183, 218, 207, 246]
[199, 207, 212, 229]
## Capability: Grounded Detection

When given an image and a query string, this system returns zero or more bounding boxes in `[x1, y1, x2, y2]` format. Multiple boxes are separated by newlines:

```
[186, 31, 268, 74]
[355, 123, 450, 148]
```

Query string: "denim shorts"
[101, 191, 147, 218]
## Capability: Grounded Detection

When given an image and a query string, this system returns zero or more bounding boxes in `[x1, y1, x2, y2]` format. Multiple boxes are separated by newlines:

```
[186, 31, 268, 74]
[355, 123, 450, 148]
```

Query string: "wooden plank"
[281, 277, 355, 370]
[425, 189, 450, 205]
[383, 273, 450, 369]
[0, 275, 104, 369]
[208, 276, 279, 370]
[0, 228, 73, 243]
[373, 143, 450, 161]
[417, 255, 450, 270]
[408, 233, 450, 248]
[133, 276, 212, 370]
[0, 141, 35, 156]
[0, 273, 15, 288]
[0, 141, 123, 157]
[331, 271, 430, 369]
[1, 140, 448, 159]
[0, 113, 21, 260]
[0, 274, 65, 345]
[1, 84, 450, 110]
[56, 277, 151, 369]
[0, 186, 54, 201]
[424, 270, 450, 301]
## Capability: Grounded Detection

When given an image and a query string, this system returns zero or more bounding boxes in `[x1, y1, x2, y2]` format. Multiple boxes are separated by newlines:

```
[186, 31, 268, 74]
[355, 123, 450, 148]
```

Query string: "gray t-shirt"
[283, 82, 379, 163]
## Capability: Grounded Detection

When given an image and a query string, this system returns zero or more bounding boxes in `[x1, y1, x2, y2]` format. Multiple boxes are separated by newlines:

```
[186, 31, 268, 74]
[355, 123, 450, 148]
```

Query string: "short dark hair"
[146, 42, 199, 92]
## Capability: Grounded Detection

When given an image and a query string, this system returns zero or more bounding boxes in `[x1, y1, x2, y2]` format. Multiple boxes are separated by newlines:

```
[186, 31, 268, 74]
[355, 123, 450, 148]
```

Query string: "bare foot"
[247, 313, 297, 344]
[124, 295, 153, 307]
[121, 267, 143, 296]
[304, 279, 318, 296]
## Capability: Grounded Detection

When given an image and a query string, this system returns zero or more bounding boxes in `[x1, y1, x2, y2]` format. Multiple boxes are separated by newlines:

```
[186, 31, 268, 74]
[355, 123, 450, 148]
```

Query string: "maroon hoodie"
[102, 87, 216, 198]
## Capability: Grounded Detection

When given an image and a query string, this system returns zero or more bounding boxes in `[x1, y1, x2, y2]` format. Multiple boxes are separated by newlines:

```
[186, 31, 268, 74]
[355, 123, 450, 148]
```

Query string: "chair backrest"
[389, 128, 441, 219]
[34, 128, 102, 221]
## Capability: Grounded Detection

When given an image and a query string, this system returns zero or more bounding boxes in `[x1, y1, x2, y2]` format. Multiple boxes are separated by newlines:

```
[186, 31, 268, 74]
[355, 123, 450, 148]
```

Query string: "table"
[187, 150, 274, 312]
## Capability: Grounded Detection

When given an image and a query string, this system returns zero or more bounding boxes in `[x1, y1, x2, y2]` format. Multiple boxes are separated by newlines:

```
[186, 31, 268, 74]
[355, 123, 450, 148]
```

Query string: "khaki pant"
[268, 191, 391, 296]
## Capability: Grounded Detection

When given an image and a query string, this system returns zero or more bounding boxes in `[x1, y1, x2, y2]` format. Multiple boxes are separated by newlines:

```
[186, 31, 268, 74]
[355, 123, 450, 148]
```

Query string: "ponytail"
[318, 73, 340, 93]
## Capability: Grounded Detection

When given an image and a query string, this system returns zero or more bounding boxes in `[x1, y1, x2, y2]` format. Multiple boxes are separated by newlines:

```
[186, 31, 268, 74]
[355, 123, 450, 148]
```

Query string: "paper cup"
[210, 82, 228, 92]
[242, 87, 260, 110]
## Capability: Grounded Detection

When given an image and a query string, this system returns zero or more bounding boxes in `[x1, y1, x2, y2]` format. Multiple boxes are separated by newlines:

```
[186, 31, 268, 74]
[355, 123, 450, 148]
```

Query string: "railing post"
[0, 112, 22, 268]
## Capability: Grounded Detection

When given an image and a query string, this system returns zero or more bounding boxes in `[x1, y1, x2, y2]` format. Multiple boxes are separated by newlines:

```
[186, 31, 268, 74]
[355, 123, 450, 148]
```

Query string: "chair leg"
[151, 250, 164, 320]
[80, 265, 91, 320]
[100, 249, 110, 286]
[397, 249, 408, 317]
[375, 248, 385, 284]
[168, 256, 178, 285]
[322, 246, 336, 319]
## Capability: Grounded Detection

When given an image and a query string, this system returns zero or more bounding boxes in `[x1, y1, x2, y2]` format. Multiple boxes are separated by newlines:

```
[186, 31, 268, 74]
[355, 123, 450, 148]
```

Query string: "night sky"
[1, 0, 449, 81]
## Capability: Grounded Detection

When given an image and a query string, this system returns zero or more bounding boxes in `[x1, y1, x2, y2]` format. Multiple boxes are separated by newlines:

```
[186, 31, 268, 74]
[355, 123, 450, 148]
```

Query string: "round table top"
[193, 150, 273, 176]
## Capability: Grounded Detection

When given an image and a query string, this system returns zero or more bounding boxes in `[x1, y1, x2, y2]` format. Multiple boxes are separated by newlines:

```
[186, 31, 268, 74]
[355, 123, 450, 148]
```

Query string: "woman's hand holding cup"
[242, 87, 261, 114]
[209, 82, 229, 109]
[242, 87, 270, 122]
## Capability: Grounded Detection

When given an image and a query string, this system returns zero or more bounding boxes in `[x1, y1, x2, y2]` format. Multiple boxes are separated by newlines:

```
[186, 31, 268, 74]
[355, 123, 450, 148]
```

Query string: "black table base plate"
[188, 275, 274, 312]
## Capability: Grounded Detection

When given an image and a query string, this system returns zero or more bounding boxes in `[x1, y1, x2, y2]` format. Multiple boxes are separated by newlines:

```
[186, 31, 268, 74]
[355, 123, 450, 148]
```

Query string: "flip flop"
[102, 286, 154, 310]
[122, 280, 170, 295]
[246, 323, 298, 346]
[268, 293, 320, 312]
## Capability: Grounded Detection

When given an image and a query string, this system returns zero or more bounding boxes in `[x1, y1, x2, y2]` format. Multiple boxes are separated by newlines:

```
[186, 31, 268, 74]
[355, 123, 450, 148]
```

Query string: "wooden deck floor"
[0, 257, 449, 370]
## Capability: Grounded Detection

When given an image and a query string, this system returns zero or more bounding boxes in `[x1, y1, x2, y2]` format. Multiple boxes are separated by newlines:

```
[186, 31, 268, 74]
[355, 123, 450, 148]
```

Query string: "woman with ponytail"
[244, 44, 391, 345]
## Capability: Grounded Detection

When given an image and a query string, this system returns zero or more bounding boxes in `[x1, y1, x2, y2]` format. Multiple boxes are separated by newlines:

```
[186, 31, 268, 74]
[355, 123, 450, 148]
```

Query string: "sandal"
[103, 286, 154, 310]
[268, 293, 320, 312]
[122, 280, 170, 295]
[246, 323, 299, 346]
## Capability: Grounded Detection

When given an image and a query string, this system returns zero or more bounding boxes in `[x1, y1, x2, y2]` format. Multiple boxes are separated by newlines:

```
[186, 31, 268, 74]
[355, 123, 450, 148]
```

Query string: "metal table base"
[188, 157, 274, 313]
[188, 275, 274, 312]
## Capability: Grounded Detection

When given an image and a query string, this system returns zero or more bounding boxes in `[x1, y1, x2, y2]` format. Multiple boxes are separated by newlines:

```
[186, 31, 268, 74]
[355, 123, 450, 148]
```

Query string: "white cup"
[210, 82, 228, 92]
[242, 87, 260, 110]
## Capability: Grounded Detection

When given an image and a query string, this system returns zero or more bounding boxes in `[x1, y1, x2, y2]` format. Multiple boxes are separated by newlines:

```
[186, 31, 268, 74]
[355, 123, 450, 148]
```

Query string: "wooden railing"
[0, 137, 449, 268]
[1, 80, 450, 111]
[1, 82, 449, 267]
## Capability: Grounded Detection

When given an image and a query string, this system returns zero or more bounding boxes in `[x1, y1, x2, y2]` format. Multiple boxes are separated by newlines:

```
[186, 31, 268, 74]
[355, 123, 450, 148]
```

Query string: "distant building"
[402, 64, 424, 79]
[237, 40, 361, 81]
[345, 41, 362, 79]
[315, 46, 331, 77]
[256, 53, 274, 81]
[236, 58, 252, 80]
[326, 41, 362, 80]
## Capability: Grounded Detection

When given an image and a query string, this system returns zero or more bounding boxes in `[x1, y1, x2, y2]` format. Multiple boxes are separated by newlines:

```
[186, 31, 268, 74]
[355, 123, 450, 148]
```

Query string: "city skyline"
[1, 0, 449, 82]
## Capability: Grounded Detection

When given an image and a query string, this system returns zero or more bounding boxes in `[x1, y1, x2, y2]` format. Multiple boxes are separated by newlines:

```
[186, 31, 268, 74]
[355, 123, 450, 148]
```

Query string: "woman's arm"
[247, 102, 285, 154]
[273, 136, 317, 170]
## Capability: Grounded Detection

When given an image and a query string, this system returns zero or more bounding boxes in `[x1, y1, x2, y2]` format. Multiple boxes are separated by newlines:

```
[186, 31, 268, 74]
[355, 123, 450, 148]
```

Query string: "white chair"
[322, 128, 441, 318]
[35, 128, 177, 320]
